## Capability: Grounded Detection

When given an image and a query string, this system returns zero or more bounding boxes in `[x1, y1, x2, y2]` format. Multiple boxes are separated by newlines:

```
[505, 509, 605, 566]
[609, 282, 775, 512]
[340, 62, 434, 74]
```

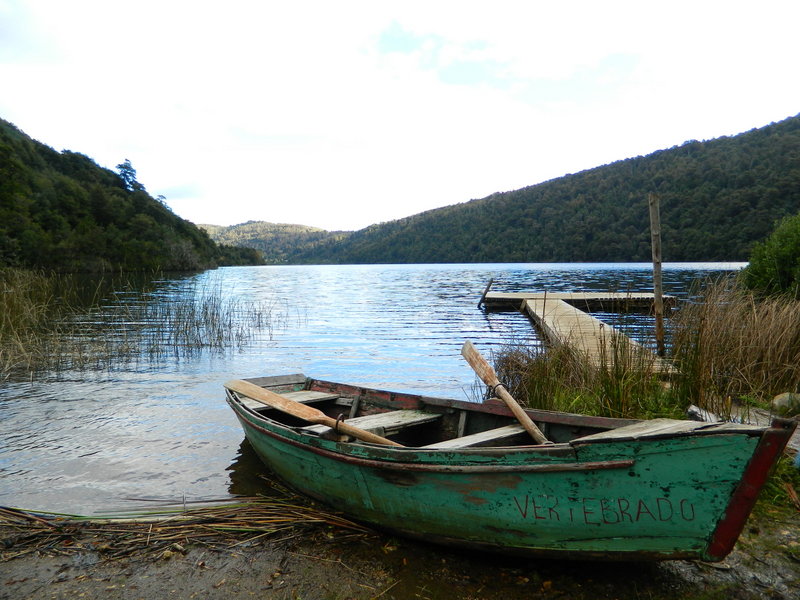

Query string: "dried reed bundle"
[0, 494, 371, 562]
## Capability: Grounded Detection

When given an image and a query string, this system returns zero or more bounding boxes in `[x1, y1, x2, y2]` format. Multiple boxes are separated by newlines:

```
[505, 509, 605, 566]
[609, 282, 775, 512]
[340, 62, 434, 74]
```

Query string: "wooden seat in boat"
[422, 423, 528, 449]
[239, 390, 340, 412]
[302, 409, 441, 438]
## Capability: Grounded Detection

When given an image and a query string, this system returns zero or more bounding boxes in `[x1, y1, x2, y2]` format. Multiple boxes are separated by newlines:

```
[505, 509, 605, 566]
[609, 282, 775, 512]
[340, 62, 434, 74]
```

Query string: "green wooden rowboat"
[224, 373, 796, 561]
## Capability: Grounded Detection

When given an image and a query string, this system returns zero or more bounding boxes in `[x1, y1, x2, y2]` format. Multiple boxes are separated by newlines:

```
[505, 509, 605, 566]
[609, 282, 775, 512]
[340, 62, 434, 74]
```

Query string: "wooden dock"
[482, 291, 675, 372]
[481, 291, 676, 312]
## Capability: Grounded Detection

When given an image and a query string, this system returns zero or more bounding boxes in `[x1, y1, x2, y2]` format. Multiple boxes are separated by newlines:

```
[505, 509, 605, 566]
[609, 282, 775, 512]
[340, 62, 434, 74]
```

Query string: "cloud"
[1, 1, 799, 230]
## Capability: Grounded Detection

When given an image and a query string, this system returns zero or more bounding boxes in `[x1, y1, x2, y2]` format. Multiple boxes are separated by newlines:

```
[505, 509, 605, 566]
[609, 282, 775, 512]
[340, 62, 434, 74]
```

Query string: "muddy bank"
[3, 508, 798, 600]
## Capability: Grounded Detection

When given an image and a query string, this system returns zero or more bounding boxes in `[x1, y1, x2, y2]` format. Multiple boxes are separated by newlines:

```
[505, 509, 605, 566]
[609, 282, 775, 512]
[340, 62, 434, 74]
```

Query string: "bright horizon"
[1, 1, 798, 231]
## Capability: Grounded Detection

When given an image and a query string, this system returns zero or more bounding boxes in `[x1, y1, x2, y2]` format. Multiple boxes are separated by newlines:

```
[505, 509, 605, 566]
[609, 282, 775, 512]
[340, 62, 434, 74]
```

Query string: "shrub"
[741, 212, 800, 298]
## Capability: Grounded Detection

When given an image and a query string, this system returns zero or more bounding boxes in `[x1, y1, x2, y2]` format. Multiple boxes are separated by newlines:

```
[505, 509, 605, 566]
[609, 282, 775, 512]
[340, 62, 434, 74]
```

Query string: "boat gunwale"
[231, 377, 778, 451]
[306, 377, 639, 431]
[228, 394, 639, 473]
[228, 388, 793, 471]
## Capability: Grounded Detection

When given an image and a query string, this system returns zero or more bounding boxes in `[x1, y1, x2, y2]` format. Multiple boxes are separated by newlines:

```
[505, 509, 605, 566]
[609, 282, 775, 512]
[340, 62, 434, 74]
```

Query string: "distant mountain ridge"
[199, 221, 350, 264]
[206, 114, 800, 264]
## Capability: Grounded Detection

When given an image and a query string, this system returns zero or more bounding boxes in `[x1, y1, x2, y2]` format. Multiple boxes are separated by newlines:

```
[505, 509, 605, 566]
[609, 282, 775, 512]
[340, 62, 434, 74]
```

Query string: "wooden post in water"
[478, 278, 494, 308]
[648, 193, 665, 356]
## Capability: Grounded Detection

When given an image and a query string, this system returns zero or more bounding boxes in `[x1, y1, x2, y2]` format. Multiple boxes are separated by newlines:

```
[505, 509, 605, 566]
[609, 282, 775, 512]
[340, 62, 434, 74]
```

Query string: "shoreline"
[3, 505, 798, 600]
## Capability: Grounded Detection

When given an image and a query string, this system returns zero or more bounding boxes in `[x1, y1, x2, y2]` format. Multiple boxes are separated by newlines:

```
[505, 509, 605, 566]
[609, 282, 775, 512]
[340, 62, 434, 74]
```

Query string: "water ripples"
[0, 262, 743, 514]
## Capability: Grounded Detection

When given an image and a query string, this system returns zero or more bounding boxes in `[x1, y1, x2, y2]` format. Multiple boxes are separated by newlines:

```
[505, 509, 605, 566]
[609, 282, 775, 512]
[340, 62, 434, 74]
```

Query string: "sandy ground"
[2, 508, 798, 600]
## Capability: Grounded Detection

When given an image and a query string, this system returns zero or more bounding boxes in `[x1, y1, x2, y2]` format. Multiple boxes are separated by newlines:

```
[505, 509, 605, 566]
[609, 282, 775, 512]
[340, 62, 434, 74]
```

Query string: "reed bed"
[66, 284, 281, 364]
[1, 269, 281, 378]
[0, 269, 82, 376]
[0, 491, 371, 562]
[670, 279, 800, 417]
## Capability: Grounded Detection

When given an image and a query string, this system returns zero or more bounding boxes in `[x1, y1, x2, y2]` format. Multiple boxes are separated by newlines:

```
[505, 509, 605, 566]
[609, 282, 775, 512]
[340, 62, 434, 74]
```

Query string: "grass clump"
[495, 336, 675, 420]
[0, 268, 84, 376]
[670, 279, 800, 418]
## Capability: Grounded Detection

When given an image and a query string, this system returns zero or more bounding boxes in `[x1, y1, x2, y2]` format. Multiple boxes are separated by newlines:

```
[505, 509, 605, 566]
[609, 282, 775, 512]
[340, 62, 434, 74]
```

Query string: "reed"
[670, 278, 800, 416]
[81, 282, 282, 361]
[0, 269, 80, 376]
[1, 269, 280, 378]
[594, 330, 669, 418]
[494, 335, 671, 419]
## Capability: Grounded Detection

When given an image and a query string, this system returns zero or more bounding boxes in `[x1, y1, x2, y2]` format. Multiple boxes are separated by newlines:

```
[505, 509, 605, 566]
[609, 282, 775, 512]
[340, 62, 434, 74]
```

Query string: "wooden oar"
[224, 379, 403, 447]
[461, 341, 550, 444]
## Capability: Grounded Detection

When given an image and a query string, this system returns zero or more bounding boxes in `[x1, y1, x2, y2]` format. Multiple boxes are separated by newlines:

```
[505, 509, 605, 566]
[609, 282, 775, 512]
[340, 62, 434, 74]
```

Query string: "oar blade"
[224, 379, 403, 447]
[225, 379, 324, 422]
[460, 341, 550, 445]
[461, 340, 499, 386]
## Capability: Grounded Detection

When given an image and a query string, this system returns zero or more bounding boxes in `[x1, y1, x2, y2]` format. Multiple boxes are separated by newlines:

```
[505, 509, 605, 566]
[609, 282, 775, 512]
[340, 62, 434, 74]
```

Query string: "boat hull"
[226, 378, 796, 560]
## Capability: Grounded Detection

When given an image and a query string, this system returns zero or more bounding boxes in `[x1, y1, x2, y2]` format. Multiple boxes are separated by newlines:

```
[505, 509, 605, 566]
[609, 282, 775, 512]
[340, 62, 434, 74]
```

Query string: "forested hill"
[0, 118, 261, 271]
[200, 221, 349, 265]
[286, 114, 800, 264]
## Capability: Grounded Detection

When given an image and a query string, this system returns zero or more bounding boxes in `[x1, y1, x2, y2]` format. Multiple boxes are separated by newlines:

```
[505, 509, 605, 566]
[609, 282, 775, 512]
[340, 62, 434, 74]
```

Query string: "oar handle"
[461, 341, 550, 445]
[327, 418, 404, 447]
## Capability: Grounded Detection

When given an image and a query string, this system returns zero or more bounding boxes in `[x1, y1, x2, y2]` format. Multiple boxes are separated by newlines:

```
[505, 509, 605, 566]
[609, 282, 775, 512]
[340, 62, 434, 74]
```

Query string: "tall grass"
[73, 283, 281, 361]
[1, 269, 280, 379]
[670, 279, 800, 417]
[495, 334, 673, 419]
[0, 269, 83, 376]
[494, 277, 800, 420]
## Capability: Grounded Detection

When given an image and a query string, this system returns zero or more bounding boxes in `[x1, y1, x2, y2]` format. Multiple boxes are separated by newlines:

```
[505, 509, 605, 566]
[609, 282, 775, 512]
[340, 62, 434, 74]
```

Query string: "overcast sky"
[1, 1, 798, 231]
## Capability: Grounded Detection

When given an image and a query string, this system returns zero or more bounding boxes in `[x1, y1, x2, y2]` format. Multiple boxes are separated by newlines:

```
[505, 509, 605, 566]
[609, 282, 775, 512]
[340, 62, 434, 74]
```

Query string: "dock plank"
[479, 291, 675, 373]
[483, 291, 675, 311]
[522, 297, 674, 373]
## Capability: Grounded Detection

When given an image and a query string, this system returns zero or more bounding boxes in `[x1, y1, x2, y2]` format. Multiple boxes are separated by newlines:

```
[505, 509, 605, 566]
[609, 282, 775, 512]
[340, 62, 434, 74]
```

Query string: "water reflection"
[0, 262, 744, 515]
[226, 439, 275, 497]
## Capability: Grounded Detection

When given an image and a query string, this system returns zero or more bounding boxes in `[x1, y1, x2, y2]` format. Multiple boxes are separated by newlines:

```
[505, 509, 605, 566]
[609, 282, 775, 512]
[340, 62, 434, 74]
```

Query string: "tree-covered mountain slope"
[286, 114, 800, 264]
[7, 112, 798, 269]
[0, 118, 261, 271]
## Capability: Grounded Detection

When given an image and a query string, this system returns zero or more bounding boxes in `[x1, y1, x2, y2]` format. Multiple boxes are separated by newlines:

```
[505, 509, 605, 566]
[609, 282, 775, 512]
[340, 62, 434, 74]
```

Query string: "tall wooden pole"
[648, 193, 665, 356]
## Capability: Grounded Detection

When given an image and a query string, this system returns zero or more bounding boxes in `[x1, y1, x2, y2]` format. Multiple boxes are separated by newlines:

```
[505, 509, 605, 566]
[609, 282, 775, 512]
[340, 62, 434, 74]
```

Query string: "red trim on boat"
[705, 418, 797, 561]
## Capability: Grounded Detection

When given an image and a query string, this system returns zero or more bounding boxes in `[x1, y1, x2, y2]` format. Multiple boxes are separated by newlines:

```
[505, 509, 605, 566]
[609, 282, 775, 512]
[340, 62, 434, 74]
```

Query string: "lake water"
[0, 262, 745, 515]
